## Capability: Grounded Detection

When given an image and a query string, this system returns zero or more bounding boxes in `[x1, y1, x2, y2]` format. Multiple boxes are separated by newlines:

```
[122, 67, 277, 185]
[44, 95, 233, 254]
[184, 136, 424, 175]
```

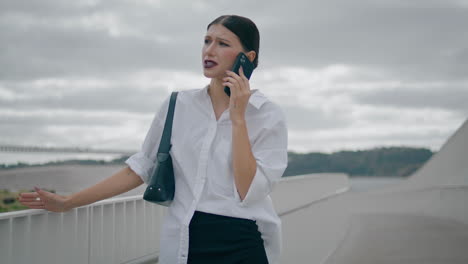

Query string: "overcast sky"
[1, 0, 467, 154]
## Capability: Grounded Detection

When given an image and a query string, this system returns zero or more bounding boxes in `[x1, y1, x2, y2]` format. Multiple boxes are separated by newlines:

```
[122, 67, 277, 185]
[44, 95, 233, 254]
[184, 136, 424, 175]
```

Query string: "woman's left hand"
[223, 66, 252, 124]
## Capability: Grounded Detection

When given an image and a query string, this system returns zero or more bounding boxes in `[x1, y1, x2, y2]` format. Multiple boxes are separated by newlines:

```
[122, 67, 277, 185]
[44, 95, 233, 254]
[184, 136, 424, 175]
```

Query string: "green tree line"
[284, 147, 433, 177]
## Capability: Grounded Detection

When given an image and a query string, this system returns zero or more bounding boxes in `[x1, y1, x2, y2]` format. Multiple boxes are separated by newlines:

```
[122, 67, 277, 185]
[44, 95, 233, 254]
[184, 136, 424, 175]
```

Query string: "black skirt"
[188, 211, 269, 264]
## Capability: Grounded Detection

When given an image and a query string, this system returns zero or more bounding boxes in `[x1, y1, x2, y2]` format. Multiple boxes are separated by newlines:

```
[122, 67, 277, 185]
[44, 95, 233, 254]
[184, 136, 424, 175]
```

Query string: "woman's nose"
[205, 42, 216, 55]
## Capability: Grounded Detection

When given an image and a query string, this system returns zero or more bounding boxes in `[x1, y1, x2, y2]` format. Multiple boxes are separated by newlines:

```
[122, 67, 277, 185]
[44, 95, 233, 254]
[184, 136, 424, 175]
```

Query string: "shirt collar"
[201, 85, 268, 110]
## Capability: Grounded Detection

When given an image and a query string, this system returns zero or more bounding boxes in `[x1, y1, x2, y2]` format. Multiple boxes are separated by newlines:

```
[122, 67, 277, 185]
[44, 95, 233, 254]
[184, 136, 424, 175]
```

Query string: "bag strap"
[158, 92, 178, 154]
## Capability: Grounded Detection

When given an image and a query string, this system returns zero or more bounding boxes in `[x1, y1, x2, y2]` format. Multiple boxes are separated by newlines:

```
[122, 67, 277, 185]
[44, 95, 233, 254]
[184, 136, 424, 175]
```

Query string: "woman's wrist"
[63, 194, 75, 211]
[231, 117, 246, 127]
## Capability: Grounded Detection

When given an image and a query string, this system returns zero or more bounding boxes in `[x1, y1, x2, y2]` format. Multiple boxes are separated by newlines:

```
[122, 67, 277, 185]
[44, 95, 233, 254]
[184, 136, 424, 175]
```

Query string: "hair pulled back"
[207, 15, 260, 69]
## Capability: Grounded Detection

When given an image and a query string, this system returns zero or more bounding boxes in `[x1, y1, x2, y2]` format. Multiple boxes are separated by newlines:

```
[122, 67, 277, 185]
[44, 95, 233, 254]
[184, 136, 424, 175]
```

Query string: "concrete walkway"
[325, 212, 468, 264]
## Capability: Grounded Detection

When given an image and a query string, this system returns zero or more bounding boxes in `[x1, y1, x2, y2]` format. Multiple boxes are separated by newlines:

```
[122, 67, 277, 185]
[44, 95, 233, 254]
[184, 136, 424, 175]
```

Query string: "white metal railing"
[0, 173, 350, 264]
[0, 195, 164, 264]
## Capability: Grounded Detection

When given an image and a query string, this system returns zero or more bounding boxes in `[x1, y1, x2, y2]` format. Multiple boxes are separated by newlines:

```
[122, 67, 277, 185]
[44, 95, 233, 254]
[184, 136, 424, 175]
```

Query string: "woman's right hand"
[18, 187, 70, 213]
[17, 167, 143, 213]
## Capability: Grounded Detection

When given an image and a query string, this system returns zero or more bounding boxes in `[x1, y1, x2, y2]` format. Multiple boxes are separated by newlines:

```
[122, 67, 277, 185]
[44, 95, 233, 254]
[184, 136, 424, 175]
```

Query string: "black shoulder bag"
[143, 92, 178, 206]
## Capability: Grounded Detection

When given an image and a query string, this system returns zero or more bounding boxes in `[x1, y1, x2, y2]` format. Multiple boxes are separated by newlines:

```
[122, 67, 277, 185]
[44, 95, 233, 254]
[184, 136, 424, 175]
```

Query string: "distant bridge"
[0, 145, 135, 155]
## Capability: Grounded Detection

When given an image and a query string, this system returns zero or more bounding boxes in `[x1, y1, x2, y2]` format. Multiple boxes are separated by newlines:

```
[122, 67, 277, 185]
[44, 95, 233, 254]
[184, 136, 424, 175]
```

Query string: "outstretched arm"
[19, 166, 143, 212]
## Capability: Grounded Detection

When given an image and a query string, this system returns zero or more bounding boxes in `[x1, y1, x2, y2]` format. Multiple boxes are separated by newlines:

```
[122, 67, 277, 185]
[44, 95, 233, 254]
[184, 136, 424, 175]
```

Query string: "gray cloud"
[0, 109, 153, 149]
[0, 0, 210, 81]
[0, 110, 133, 127]
[257, 1, 468, 82]
[283, 104, 353, 131]
[352, 83, 468, 114]
[0, 22, 202, 81]
[0, 80, 169, 113]
[2, 0, 467, 82]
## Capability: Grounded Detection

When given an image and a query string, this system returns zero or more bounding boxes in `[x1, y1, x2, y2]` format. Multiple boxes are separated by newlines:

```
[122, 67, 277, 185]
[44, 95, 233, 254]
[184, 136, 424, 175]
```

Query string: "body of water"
[0, 152, 127, 166]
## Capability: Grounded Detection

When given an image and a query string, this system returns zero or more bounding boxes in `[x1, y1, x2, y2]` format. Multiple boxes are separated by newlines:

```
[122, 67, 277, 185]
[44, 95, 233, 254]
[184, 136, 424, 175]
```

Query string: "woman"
[19, 15, 288, 264]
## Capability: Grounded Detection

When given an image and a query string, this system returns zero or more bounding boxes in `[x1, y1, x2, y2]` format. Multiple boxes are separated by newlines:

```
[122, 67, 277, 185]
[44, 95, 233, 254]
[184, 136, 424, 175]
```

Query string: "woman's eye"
[204, 39, 210, 45]
[220, 42, 229, 47]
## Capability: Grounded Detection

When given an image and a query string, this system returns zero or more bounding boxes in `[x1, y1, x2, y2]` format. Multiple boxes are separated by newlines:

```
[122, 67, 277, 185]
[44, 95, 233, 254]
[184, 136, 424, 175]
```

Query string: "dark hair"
[207, 15, 260, 69]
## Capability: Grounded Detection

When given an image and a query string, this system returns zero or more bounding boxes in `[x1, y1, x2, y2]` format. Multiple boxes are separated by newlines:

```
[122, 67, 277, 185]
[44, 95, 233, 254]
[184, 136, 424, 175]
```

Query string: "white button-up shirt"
[126, 85, 288, 264]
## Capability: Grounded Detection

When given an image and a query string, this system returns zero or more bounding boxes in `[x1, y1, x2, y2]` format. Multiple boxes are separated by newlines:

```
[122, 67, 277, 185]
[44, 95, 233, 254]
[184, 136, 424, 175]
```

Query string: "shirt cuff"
[125, 152, 155, 184]
[235, 165, 275, 207]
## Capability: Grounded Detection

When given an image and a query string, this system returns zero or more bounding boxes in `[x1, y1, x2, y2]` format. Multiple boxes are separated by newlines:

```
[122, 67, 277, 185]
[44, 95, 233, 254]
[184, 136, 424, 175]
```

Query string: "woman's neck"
[208, 78, 230, 108]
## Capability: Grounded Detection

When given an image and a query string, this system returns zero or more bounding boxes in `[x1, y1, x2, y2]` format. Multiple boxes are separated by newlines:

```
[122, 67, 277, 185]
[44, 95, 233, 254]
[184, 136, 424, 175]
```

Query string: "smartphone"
[224, 52, 255, 97]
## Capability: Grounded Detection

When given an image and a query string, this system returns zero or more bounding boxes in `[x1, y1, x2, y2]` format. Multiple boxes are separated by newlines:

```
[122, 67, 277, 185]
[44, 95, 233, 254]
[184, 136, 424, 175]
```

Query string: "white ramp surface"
[326, 213, 468, 264]
[324, 119, 468, 264]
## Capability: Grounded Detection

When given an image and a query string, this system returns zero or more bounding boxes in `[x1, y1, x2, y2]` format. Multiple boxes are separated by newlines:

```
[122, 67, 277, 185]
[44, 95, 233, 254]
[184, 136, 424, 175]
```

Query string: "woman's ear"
[246, 51, 256, 63]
